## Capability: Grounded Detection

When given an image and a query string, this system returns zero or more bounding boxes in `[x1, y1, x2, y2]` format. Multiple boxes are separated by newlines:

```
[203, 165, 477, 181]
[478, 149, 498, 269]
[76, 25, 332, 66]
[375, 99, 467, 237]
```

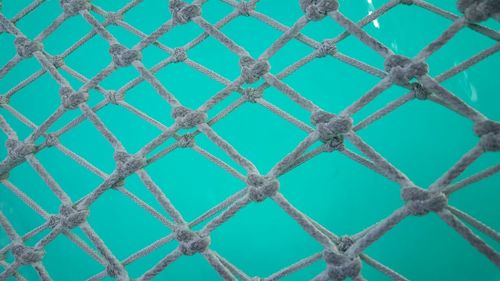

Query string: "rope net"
[0, 0, 499, 280]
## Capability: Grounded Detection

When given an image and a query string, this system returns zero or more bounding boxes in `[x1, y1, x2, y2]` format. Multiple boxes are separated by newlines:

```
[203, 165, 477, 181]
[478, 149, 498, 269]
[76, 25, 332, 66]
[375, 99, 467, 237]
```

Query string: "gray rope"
[0, 0, 499, 280]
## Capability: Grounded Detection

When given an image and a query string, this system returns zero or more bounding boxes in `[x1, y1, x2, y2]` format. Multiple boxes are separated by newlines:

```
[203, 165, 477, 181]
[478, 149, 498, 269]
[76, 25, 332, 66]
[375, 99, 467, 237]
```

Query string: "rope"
[0, 0, 499, 280]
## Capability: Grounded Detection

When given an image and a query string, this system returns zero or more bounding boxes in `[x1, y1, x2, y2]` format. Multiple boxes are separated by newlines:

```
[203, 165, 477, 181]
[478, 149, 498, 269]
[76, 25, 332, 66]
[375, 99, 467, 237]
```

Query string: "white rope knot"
[109, 44, 142, 67]
[60, 86, 88, 109]
[317, 39, 337, 57]
[105, 12, 122, 25]
[172, 106, 207, 129]
[240, 56, 270, 84]
[474, 120, 500, 136]
[384, 55, 428, 85]
[246, 174, 279, 202]
[60, 0, 90, 16]
[238, 1, 256, 16]
[479, 132, 500, 152]
[300, 0, 339, 21]
[336, 235, 354, 252]
[171, 47, 187, 63]
[106, 91, 123, 105]
[174, 225, 211, 255]
[411, 82, 432, 100]
[399, 0, 413, 5]
[243, 88, 262, 103]
[49, 55, 65, 68]
[6, 139, 35, 161]
[0, 95, 9, 107]
[114, 150, 146, 178]
[311, 110, 351, 151]
[402, 186, 447, 216]
[323, 249, 362, 281]
[11, 243, 45, 265]
[59, 205, 89, 229]
[14, 36, 42, 58]
[169, 0, 201, 25]
[457, 0, 500, 22]
[177, 135, 195, 148]
[105, 262, 128, 280]
[45, 133, 59, 147]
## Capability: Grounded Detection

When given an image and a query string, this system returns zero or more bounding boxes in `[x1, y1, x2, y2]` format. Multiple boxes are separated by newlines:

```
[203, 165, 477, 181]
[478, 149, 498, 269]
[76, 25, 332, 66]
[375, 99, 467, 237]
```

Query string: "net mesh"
[0, 0, 499, 280]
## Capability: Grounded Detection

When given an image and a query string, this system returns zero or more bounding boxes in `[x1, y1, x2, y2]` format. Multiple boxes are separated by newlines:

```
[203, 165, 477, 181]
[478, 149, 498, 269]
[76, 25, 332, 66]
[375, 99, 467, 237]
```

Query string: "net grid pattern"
[0, 0, 499, 280]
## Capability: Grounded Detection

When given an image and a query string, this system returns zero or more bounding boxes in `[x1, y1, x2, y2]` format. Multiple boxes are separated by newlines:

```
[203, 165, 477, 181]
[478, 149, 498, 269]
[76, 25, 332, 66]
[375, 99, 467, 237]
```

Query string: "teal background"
[0, 0, 499, 280]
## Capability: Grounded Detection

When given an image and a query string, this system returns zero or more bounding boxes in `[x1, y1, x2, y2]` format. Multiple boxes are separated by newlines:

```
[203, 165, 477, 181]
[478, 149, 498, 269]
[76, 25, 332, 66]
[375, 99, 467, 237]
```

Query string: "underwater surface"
[0, 0, 499, 280]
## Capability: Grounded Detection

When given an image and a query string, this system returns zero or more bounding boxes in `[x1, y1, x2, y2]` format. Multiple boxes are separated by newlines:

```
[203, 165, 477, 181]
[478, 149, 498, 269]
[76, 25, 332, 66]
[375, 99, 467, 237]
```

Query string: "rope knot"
[243, 88, 263, 103]
[45, 133, 59, 147]
[6, 139, 35, 161]
[411, 82, 431, 100]
[479, 132, 500, 152]
[317, 39, 337, 57]
[60, 86, 88, 109]
[246, 174, 279, 202]
[60, 0, 90, 16]
[311, 110, 351, 151]
[171, 47, 187, 63]
[49, 55, 65, 68]
[399, 0, 413, 5]
[11, 243, 45, 265]
[106, 91, 123, 104]
[109, 44, 142, 67]
[170, 0, 201, 24]
[59, 205, 88, 229]
[300, 0, 339, 21]
[323, 249, 362, 280]
[240, 56, 270, 84]
[384, 55, 428, 85]
[105, 12, 122, 25]
[474, 120, 500, 136]
[14, 36, 42, 58]
[337, 236, 354, 252]
[177, 135, 195, 148]
[47, 215, 61, 228]
[402, 186, 447, 216]
[106, 262, 128, 279]
[457, 0, 500, 22]
[238, 1, 256, 16]
[114, 150, 146, 177]
[0, 95, 9, 107]
[172, 106, 207, 129]
[174, 225, 211, 255]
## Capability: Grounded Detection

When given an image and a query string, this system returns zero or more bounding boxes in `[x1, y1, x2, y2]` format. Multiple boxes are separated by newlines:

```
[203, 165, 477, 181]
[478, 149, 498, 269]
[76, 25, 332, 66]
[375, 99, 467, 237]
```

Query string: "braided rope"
[0, 0, 499, 280]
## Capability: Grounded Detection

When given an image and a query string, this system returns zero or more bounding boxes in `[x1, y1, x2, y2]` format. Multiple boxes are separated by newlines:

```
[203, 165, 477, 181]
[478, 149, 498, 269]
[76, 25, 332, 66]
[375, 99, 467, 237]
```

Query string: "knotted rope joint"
[402, 186, 448, 216]
[240, 56, 270, 84]
[114, 150, 146, 178]
[59, 204, 89, 229]
[311, 110, 351, 151]
[300, 0, 339, 21]
[246, 174, 279, 202]
[11, 243, 45, 265]
[174, 225, 211, 256]
[172, 106, 207, 129]
[384, 55, 429, 86]
[6, 139, 35, 161]
[60, 87, 88, 109]
[323, 249, 362, 281]
[457, 0, 500, 22]
[169, 0, 201, 25]
[109, 44, 142, 67]
[14, 36, 42, 58]
[60, 0, 90, 16]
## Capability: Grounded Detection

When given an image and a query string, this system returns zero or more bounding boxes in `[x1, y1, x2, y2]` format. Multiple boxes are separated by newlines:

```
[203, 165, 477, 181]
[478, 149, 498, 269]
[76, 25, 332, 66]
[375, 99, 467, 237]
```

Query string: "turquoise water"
[0, 0, 499, 280]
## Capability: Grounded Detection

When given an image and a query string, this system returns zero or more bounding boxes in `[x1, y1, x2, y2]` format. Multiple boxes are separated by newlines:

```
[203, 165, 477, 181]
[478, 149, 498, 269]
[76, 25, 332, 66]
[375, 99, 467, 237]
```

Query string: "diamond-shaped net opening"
[0, 0, 499, 280]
